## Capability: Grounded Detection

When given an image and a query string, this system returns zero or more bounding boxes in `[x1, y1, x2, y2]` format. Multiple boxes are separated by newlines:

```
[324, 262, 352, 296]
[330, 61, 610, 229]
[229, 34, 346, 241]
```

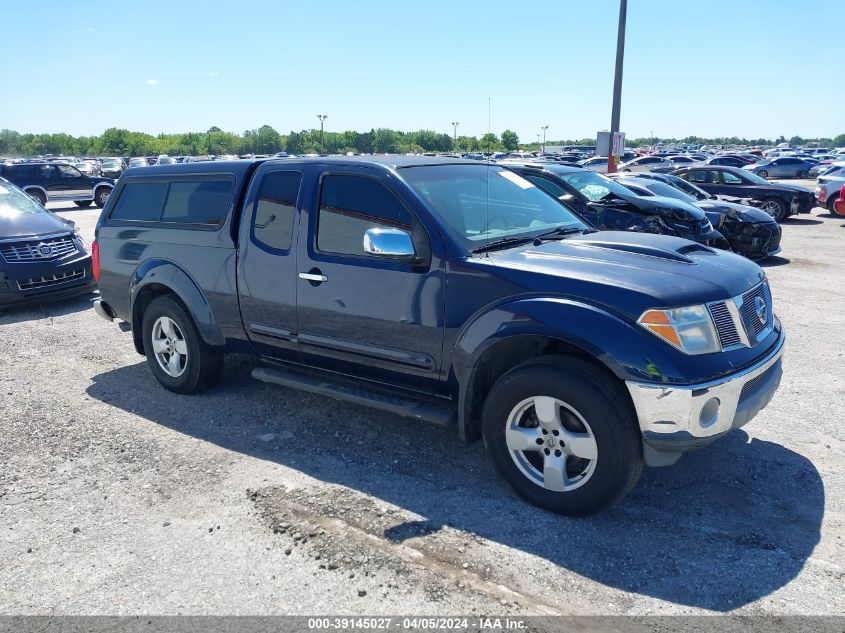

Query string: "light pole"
[541, 125, 549, 153]
[607, 0, 627, 174]
[317, 114, 328, 153]
[536, 133, 540, 149]
[451, 121, 459, 142]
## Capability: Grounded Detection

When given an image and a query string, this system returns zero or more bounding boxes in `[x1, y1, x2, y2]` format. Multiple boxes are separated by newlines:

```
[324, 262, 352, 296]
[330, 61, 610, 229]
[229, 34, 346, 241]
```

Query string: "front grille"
[708, 301, 742, 348]
[17, 269, 85, 291]
[0, 236, 78, 263]
[741, 283, 772, 338]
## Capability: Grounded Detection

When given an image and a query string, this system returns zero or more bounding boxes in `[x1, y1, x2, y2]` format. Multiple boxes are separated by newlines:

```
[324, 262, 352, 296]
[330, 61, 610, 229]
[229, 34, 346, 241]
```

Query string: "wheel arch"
[451, 297, 680, 443]
[129, 259, 225, 355]
[22, 185, 47, 202]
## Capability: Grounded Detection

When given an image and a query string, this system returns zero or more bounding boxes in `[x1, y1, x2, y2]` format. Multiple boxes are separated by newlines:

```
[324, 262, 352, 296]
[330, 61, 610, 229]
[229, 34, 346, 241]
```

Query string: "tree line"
[1, 126, 843, 158]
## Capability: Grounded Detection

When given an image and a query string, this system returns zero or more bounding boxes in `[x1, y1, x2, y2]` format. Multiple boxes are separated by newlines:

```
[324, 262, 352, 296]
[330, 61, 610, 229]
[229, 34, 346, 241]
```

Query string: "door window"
[685, 170, 710, 184]
[56, 165, 83, 179]
[252, 171, 302, 252]
[722, 171, 743, 184]
[317, 175, 412, 256]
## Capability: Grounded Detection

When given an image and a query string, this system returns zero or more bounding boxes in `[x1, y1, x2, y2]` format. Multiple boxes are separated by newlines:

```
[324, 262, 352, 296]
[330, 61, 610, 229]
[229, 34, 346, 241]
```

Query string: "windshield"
[0, 182, 47, 216]
[736, 169, 771, 185]
[102, 160, 119, 168]
[546, 168, 635, 202]
[637, 180, 698, 203]
[401, 164, 586, 252]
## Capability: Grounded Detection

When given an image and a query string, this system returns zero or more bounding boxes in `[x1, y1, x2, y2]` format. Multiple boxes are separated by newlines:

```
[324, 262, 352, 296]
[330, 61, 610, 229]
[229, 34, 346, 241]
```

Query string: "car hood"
[615, 193, 707, 221]
[696, 199, 774, 223]
[478, 231, 765, 320]
[0, 209, 74, 239]
[762, 182, 813, 194]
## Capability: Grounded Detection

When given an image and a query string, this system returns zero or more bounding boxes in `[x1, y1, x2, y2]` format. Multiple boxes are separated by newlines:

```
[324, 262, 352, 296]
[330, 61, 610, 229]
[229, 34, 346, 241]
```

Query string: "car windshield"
[546, 168, 635, 202]
[0, 182, 46, 216]
[401, 164, 587, 252]
[102, 160, 119, 168]
[636, 180, 698, 203]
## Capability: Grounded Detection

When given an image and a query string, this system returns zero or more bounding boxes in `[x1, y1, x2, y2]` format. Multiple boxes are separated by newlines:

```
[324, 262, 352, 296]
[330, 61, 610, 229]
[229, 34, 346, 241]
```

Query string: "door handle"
[299, 272, 328, 283]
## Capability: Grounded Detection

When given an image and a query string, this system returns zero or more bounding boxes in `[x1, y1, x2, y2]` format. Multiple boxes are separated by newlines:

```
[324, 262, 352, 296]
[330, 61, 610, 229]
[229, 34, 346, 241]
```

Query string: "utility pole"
[317, 114, 328, 153]
[541, 125, 549, 153]
[607, 0, 627, 174]
[451, 121, 459, 142]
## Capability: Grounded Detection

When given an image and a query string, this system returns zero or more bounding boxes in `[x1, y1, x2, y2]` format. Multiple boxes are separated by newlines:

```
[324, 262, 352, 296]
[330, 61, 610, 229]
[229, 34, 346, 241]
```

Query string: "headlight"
[638, 305, 721, 355]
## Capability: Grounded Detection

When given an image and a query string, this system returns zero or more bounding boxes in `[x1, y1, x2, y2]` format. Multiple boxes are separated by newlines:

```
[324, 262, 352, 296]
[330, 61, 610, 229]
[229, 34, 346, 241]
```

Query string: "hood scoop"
[571, 237, 716, 263]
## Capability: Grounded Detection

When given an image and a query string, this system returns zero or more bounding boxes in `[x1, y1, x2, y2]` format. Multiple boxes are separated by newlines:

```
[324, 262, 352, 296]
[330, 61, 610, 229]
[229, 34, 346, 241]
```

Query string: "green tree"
[373, 128, 400, 154]
[831, 134, 845, 147]
[481, 133, 499, 151]
[501, 130, 519, 152]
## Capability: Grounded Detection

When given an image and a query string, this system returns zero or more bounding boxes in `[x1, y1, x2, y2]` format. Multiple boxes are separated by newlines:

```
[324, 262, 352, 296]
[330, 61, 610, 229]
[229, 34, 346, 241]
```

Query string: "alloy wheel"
[505, 396, 598, 492]
[151, 316, 188, 378]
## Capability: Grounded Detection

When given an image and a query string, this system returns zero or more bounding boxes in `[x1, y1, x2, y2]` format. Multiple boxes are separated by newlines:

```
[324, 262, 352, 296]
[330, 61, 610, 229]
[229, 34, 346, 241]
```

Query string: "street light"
[317, 114, 328, 153]
[536, 133, 540, 149]
[541, 125, 549, 153]
[607, 0, 627, 174]
[451, 121, 459, 142]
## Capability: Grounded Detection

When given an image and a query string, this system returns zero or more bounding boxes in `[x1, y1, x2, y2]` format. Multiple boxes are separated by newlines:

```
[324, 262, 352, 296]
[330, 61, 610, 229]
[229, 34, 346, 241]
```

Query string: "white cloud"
[208, 71, 220, 78]
[146, 79, 159, 86]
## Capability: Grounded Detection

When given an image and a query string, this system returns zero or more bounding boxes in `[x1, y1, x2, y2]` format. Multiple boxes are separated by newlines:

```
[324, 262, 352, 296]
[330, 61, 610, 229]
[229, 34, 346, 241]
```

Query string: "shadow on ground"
[0, 292, 96, 325]
[87, 358, 824, 612]
[782, 218, 823, 226]
[760, 255, 790, 268]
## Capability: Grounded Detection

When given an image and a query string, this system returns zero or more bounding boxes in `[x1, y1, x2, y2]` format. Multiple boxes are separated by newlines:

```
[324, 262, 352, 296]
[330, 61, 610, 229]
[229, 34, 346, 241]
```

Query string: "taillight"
[92, 240, 101, 283]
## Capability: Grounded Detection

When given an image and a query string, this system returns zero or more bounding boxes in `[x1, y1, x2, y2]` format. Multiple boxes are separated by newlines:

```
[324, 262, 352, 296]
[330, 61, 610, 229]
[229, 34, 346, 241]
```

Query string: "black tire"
[482, 357, 644, 516]
[26, 189, 46, 206]
[74, 200, 93, 208]
[94, 186, 112, 208]
[761, 197, 787, 222]
[757, 170, 768, 178]
[141, 295, 223, 394]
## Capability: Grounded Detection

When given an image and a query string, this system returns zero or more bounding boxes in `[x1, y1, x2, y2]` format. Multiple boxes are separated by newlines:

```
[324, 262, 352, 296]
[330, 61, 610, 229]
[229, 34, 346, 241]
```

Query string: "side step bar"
[252, 366, 456, 427]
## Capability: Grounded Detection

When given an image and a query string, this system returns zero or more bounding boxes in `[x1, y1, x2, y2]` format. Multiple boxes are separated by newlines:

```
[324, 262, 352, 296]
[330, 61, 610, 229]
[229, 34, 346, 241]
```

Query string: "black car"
[617, 175, 782, 260]
[501, 162, 728, 248]
[0, 162, 114, 209]
[0, 178, 96, 306]
[672, 165, 814, 222]
[99, 159, 124, 179]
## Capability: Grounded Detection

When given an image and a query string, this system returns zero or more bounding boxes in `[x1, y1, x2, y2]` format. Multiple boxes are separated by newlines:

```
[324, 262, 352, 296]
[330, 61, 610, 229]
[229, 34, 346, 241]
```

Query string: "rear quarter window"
[109, 178, 233, 226]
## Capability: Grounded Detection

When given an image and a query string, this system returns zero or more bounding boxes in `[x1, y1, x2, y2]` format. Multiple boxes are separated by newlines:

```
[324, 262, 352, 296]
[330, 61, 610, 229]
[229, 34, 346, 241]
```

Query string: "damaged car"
[500, 161, 728, 248]
[615, 175, 782, 260]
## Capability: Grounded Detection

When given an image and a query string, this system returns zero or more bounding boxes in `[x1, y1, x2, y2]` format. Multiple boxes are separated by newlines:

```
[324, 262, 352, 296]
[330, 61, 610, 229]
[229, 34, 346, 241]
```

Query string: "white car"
[617, 155, 672, 172]
[816, 174, 845, 213]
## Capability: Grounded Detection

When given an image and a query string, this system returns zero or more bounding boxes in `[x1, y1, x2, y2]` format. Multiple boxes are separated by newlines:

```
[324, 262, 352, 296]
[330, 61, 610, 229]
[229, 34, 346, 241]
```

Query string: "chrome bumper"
[626, 330, 785, 465]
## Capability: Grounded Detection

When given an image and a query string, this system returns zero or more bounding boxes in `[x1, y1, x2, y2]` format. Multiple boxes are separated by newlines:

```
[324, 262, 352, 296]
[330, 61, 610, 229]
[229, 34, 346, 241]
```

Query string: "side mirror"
[363, 228, 415, 259]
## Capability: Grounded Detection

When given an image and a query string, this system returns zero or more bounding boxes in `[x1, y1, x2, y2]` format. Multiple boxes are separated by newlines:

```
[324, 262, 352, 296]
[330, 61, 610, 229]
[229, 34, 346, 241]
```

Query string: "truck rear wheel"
[482, 357, 643, 516]
[141, 295, 223, 394]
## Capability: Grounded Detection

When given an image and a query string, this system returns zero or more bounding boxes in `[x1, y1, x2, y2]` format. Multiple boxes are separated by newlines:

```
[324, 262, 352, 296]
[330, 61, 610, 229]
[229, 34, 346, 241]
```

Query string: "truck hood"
[0, 209, 74, 239]
[478, 231, 765, 320]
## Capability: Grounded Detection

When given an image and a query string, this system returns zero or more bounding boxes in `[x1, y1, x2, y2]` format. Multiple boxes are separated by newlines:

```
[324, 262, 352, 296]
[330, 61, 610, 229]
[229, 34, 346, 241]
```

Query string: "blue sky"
[2, 0, 842, 141]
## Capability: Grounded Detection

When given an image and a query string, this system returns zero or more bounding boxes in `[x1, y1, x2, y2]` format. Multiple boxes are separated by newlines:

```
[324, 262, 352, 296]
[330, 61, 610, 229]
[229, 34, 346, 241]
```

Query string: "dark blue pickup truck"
[92, 157, 785, 515]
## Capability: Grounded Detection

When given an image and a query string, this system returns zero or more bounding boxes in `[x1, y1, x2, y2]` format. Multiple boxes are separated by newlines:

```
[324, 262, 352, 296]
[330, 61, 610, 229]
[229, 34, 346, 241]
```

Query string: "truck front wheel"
[482, 357, 643, 516]
[141, 295, 223, 394]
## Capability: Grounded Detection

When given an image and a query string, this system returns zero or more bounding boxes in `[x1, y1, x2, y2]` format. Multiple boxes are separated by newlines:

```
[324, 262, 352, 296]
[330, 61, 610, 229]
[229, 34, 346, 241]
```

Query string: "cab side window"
[252, 171, 302, 252]
[317, 175, 412, 256]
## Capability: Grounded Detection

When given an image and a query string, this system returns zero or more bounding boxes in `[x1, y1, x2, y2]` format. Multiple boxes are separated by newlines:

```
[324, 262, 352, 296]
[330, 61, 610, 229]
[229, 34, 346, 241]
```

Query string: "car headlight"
[638, 304, 721, 355]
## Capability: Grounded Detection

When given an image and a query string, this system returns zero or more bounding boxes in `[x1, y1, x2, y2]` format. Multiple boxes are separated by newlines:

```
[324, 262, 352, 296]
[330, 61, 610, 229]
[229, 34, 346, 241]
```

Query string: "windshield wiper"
[470, 236, 535, 254]
[532, 226, 591, 243]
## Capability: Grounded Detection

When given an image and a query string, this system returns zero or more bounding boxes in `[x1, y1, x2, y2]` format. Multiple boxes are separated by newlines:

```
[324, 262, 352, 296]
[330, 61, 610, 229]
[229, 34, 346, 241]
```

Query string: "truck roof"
[121, 155, 479, 179]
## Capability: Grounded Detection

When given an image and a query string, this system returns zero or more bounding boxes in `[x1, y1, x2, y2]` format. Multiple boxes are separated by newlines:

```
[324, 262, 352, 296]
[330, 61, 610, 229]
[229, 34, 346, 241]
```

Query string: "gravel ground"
[0, 192, 843, 616]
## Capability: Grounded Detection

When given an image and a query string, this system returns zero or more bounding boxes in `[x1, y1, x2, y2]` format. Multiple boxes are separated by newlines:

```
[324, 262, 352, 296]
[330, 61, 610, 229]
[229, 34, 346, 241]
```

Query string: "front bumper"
[0, 254, 96, 307]
[626, 329, 785, 465]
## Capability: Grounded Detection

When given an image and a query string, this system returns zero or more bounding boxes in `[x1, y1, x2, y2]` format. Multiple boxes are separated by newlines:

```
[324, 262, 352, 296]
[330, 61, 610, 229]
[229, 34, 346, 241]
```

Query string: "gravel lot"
[1, 187, 843, 616]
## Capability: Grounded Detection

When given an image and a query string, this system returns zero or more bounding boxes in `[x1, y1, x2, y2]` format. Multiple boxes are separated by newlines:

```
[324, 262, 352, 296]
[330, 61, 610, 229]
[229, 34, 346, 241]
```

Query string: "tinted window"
[685, 170, 710, 184]
[317, 175, 412, 256]
[56, 164, 83, 178]
[161, 180, 233, 224]
[252, 171, 302, 251]
[8, 165, 40, 180]
[722, 171, 743, 184]
[110, 182, 168, 221]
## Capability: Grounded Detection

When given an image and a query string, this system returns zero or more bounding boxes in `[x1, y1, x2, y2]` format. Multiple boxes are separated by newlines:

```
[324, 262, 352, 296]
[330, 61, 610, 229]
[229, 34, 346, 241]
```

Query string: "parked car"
[615, 176, 782, 260]
[92, 157, 784, 515]
[743, 157, 815, 179]
[74, 160, 101, 177]
[664, 156, 700, 168]
[0, 177, 95, 306]
[0, 162, 114, 208]
[99, 159, 124, 179]
[500, 161, 728, 248]
[833, 184, 845, 217]
[815, 175, 845, 213]
[810, 161, 845, 179]
[127, 157, 149, 169]
[156, 155, 177, 165]
[672, 166, 815, 221]
[578, 156, 609, 173]
[618, 155, 673, 172]
[706, 156, 750, 168]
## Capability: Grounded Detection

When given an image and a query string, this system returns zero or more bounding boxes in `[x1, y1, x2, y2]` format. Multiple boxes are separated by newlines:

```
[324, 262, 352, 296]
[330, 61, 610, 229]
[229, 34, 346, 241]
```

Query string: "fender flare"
[93, 182, 113, 199]
[129, 259, 226, 351]
[451, 296, 684, 440]
[22, 185, 47, 201]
